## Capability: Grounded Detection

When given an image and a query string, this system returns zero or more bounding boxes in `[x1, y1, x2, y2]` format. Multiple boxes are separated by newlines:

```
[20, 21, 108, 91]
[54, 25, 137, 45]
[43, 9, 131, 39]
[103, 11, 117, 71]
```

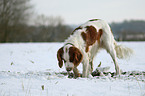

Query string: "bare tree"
[34, 14, 66, 41]
[0, 0, 33, 42]
[35, 14, 64, 27]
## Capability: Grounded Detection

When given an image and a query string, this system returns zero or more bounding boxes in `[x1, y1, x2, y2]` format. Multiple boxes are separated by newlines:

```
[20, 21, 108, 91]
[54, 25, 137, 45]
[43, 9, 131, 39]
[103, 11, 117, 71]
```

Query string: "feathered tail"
[114, 41, 134, 59]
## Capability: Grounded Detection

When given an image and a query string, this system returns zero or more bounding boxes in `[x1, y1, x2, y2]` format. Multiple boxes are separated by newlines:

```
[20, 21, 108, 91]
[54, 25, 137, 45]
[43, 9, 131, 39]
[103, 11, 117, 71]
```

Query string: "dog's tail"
[114, 41, 134, 59]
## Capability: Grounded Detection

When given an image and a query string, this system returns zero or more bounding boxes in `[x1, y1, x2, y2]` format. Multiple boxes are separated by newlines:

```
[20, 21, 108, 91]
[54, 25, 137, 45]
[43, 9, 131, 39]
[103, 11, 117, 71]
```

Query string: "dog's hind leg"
[105, 44, 121, 75]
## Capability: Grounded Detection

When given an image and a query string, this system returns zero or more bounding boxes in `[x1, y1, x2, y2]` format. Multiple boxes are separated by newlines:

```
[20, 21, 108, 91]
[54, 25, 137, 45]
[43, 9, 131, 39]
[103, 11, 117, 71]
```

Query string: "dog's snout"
[66, 67, 72, 71]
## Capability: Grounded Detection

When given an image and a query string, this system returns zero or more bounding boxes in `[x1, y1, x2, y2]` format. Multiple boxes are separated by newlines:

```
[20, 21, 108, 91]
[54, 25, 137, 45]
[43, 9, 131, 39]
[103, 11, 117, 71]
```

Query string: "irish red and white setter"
[57, 19, 133, 78]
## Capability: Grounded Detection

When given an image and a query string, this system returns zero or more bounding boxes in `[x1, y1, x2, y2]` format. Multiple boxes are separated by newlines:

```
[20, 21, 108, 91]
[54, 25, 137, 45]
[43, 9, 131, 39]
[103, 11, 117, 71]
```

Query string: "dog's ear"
[57, 47, 64, 68]
[69, 47, 83, 67]
[74, 48, 83, 66]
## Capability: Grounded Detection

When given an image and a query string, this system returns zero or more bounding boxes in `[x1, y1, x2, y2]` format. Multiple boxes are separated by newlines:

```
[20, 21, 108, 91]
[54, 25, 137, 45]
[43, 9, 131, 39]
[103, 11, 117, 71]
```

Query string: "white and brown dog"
[57, 19, 133, 78]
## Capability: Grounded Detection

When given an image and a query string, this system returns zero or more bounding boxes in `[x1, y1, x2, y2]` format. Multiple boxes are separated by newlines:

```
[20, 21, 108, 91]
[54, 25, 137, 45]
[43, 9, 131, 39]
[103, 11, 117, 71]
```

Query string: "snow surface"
[0, 42, 145, 96]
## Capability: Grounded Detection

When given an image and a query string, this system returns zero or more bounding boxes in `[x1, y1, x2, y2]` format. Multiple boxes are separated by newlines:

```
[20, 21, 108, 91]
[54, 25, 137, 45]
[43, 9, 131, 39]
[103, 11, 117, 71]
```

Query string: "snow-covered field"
[0, 42, 145, 96]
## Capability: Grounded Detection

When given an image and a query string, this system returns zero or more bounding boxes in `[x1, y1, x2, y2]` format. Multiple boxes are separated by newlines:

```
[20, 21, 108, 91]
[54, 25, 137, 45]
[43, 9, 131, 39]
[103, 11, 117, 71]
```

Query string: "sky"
[31, 0, 145, 25]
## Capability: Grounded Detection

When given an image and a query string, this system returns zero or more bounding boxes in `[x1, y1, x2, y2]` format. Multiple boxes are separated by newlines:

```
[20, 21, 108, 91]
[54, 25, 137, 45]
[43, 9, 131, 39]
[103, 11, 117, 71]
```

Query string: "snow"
[0, 42, 145, 96]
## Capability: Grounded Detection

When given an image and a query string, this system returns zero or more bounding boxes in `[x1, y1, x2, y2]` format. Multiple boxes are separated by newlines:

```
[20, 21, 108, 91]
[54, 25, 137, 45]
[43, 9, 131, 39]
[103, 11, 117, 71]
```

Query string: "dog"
[57, 19, 133, 78]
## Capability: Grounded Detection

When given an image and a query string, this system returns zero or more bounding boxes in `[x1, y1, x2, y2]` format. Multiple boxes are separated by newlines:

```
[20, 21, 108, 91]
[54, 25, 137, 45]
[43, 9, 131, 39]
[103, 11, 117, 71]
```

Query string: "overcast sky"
[31, 0, 145, 25]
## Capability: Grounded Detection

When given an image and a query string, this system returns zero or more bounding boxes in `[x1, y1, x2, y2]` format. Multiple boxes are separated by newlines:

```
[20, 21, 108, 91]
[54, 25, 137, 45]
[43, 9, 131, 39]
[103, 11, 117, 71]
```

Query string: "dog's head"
[57, 44, 83, 72]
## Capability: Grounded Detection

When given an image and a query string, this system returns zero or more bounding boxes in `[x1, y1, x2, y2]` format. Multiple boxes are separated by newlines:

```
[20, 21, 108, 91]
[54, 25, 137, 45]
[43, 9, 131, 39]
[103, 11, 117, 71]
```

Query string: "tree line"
[0, 0, 145, 42]
[110, 20, 145, 41]
[0, 0, 73, 42]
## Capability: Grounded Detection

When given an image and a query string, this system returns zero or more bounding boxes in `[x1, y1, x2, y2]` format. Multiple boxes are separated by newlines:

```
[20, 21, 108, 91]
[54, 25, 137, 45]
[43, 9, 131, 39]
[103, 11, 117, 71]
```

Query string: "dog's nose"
[66, 68, 72, 71]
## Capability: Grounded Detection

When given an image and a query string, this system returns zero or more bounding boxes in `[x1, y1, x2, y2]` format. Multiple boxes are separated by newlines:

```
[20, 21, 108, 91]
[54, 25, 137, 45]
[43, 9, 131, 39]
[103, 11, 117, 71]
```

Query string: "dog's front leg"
[89, 60, 93, 73]
[73, 67, 81, 78]
[82, 59, 89, 78]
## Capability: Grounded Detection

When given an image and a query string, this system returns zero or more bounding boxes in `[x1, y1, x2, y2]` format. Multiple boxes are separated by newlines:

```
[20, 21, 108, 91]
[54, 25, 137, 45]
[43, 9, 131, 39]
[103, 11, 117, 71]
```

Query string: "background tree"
[110, 20, 145, 41]
[0, 0, 33, 42]
[34, 15, 72, 42]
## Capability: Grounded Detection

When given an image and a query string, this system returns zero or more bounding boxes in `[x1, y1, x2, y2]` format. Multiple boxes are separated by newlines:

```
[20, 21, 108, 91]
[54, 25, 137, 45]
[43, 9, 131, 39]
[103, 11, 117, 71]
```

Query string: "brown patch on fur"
[81, 26, 98, 52]
[97, 29, 103, 44]
[89, 19, 100, 21]
[57, 47, 64, 68]
[69, 47, 83, 67]
[81, 26, 103, 52]
[71, 26, 82, 35]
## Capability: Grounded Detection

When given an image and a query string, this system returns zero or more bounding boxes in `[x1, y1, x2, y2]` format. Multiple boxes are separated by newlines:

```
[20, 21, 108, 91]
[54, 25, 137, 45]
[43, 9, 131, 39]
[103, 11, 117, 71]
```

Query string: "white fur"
[63, 45, 74, 69]
[114, 42, 134, 59]
[64, 19, 133, 77]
